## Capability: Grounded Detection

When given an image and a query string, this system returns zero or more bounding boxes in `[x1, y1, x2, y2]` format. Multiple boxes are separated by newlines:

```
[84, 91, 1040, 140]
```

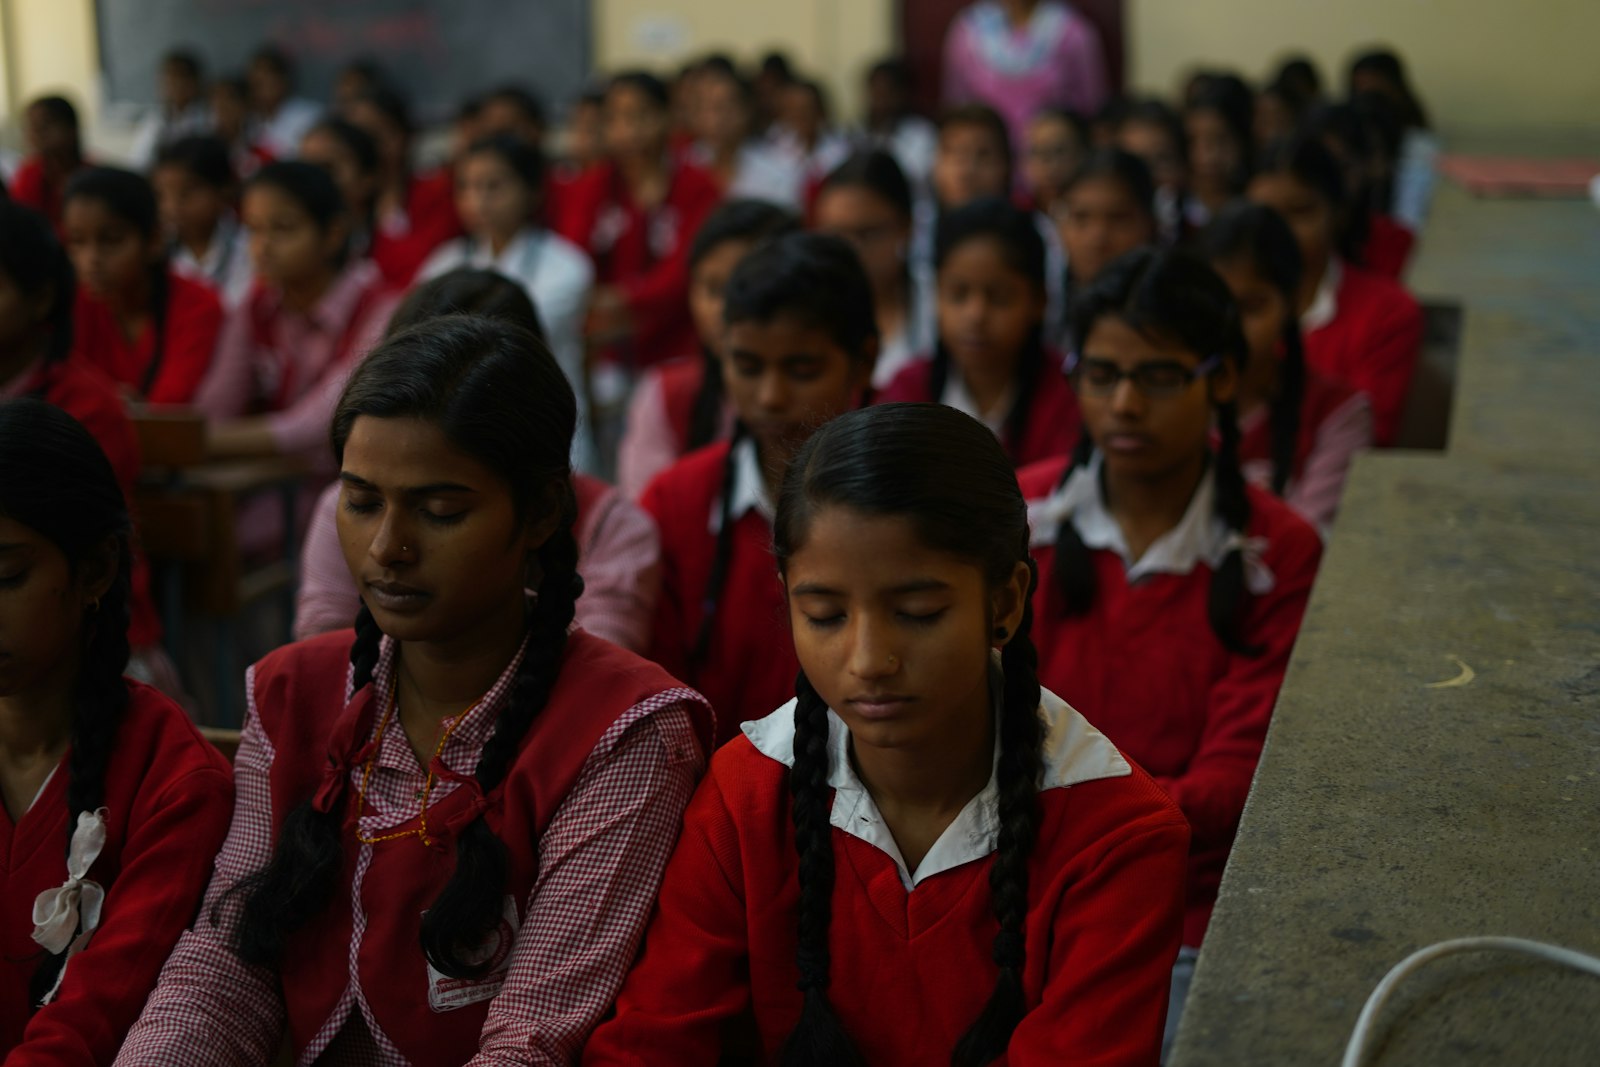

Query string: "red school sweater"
[641, 442, 797, 744]
[553, 160, 722, 366]
[0, 682, 232, 1064]
[370, 169, 464, 288]
[584, 721, 1190, 1067]
[1302, 261, 1422, 447]
[877, 351, 1081, 469]
[72, 271, 224, 405]
[1019, 457, 1323, 945]
[1361, 213, 1416, 281]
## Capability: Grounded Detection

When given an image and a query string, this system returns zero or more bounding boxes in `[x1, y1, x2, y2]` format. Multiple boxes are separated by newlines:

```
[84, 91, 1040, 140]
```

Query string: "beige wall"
[593, 0, 895, 124]
[1129, 0, 1600, 143]
[1, 0, 101, 150]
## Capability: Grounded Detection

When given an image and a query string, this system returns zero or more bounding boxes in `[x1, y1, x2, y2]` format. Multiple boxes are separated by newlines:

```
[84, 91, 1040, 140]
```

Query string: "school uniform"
[686, 141, 802, 210]
[1300, 257, 1423, 448]
[117, 628, 713, 1066]
[370, 169, 464, 288]
[251, 98, 323, 160]
[295, 474, 662, 654]
[1020, 452, 1323, 947]
[616, 354, 734, 500]
[130, 102, 214, 170]
[553, 159, 722, 367]
[1, 357, 162, 652]
[72, 270, 224, 405]
[10, 156, 84, 234]
[418, 227, 596, 472]
[170, 215, 255, 310]
[864, 115, 940, 194]
[878, 350, 1080, 468]
[1361, 213, 1417, 281]
[584, 686, 1190, 1067]
[1236, 370, 1374, 531]
[642, 437, 796, 743]
[1, 681, 232, 1064]
[194, 258, 401, 464]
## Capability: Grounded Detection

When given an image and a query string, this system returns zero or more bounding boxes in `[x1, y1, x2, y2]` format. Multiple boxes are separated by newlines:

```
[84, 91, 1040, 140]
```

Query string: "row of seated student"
[0, 45, 1435, 1067]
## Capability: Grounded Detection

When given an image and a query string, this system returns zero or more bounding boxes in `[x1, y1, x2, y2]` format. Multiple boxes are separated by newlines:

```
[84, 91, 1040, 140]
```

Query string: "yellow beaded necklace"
[353, 683, 487, 848]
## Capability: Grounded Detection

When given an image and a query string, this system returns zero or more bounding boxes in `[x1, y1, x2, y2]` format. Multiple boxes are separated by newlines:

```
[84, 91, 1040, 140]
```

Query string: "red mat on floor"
[1439, 155, 1600, 198]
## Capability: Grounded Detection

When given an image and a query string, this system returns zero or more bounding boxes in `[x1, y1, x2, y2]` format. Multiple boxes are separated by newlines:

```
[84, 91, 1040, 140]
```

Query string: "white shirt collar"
[940, 372, 1013, 437]
[1027, 451, 1275, 592]
[708, 435, 774, 533]
[1300, 256, 1343, 332]
[741, 663, 1131, 891]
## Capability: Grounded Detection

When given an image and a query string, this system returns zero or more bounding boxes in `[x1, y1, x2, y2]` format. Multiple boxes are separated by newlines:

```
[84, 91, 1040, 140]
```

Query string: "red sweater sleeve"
[1353, 285, 1423, 447]
[10, 759, 233, 1065]
[1009, 783, 1191, 1067]
[1156, 513, 1322, 849]
[582, 762, 750, 1066]
[146, 275, 225, 405]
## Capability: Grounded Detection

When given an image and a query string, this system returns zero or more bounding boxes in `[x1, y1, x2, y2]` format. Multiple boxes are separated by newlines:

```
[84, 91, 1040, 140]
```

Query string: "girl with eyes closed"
[118, 316, 713, 1066]
[587, 402, 1188, 1067]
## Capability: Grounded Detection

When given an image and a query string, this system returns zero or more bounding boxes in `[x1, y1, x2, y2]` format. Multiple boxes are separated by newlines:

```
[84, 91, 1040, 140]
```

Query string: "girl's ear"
[322, 215, 352, 261]
[990, 560, 1032, 648]
[1208, 357, 1240, 407]
[75, 534, 121, 606]
[520, 479, 565, 557]
[850, 335, 881, 392]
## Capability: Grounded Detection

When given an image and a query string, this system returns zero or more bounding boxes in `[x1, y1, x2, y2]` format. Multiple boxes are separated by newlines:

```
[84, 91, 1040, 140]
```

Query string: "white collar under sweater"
[742, 665, 1129, 892]
[707, 435, 774, 533]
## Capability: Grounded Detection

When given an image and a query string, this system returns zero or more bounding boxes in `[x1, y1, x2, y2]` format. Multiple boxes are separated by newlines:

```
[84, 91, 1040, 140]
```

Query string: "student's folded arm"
[148, 290, 225, 406]
[582, 762, 753, 1066]
[1008, 805, 1191, 1066]
[1157, 530, 1322, 849]
[470, 705, 705, 1065]
[574, 490, 661, 654]
[9, 764, 234, 1067]
[113, 709, 292, 1067]
[1290, 392, 1373, 532]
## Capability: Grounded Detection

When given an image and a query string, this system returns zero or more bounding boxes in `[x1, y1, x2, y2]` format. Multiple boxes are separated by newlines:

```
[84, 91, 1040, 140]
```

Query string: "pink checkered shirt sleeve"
[572, 485, 661, 655]
[470, 696, 705, 1065]
[114, 672, 291, 1066]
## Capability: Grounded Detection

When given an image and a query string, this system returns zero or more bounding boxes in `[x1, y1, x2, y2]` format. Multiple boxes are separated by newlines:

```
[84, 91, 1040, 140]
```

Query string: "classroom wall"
[1128, 0, 1600, 144]
[0, 0, 101, 150]
[591, 0, 895, 124]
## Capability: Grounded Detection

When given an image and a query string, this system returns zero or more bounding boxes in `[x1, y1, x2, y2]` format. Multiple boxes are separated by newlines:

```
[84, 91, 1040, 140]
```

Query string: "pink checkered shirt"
[116, 634, 707, 1066]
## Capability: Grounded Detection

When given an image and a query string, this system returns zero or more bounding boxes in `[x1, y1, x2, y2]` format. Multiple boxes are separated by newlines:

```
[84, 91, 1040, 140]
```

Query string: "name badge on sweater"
[425, 895, 520, 1012]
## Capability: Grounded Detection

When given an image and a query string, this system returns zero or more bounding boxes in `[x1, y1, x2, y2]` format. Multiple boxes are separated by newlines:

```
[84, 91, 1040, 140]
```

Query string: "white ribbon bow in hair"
[30, 808, 109, 1005]
[1217, 532, 1276, 596]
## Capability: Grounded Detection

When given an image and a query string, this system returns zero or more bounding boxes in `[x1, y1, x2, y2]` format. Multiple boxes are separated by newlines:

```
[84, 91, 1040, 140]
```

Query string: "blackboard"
[95, 0, 591, 122]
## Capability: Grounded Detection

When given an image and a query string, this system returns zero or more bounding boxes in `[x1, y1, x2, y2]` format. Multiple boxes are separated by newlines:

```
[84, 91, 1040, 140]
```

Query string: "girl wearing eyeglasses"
[1019, 247, 1323, 1058]
[879, 196, 1078, 469]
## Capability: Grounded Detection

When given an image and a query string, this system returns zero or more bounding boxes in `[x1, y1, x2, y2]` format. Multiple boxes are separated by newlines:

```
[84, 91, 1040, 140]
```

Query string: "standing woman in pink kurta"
[942, 1, 1110, 154]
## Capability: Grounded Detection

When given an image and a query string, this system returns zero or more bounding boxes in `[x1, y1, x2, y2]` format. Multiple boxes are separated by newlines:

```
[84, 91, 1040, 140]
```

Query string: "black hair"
[1254, 133, 1353, 260]
[0, 201, 75, 364]
[230, 315, 580, 978]
[306, 117, 380, 183]
[155, 135, 235, 190]
[818, 149, 914, 221]
[249, 44, 294, 81]
[684, 199, 801, 451]
[212, 76, 248, 105]
[1063, 147, 1158, 221]
[868, 57, 913, 93]
[461, 135, 548, 228]
[245, 161, 349, 265]
[929, 197, 1047, 467]
[1349, 48, 1430, 130]
[163, 48, 204, 82]
[1186, 78, 1255, 193]
[698, 53, 739, 80]
[353, 84, 414, 141]
[387, 268, 546, 343]
[30, 95, 81, 135]
[482, 84, 547, 130]
[760, 52, 795, 81]
[1030, 106, 1091, 152]
[62, 168, 172, 398]
[607, 71, 670, 111]
[1060, 247, 1258, 654]
[1200, 202, 1306, 496]
[1301, 103, 1383, 255]
[0, 398, 134, 1008]
[1121, 98, 1189, 169]
[692, 233, 877, 667]
[1272, 56, 1322, 104]
[789, 79, 831, 123]
[339, 57, 388, 94]
[771, 402, 1044, 1066]
[938, 104, 1014, 192]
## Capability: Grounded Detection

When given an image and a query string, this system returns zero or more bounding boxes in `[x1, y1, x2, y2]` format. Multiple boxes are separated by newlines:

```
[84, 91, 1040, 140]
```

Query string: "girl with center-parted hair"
[588, 402, 1190, 1067]
[117, 316, 714, 1065]
[0, 400, 232, 1064]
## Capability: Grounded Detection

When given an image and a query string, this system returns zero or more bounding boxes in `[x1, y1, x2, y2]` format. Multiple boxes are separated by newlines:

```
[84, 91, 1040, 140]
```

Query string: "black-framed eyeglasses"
[1065, 352, 1223, 400]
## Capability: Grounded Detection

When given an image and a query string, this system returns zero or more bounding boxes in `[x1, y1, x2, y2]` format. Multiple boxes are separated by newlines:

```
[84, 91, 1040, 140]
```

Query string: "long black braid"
[774, 403, 1047, 1065]
[690, 423, 745, 668]
[0, 200, 76, 366]
[0, 400, 134, 1010]
[1052, 248, 1261, 656]
[138, 263, 172, 397]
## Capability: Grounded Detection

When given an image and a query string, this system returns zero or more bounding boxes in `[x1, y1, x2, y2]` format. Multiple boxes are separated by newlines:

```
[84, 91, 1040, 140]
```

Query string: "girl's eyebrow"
[791, 578, 952, 597]
[339, 472, 479, 496]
